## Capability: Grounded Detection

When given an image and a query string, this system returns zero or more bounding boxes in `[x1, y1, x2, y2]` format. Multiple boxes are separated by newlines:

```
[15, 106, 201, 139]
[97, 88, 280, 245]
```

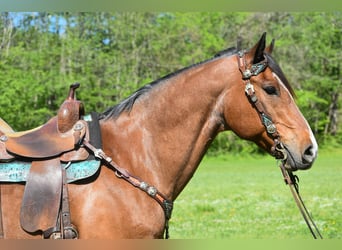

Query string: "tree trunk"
[325, 92, 339, 135]
[0, 12, 13, 57]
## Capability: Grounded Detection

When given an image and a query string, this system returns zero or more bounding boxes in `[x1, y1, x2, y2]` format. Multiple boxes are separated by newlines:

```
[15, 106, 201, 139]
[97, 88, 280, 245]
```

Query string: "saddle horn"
[68, 82, 80, 100]
[57, 83, 85, 133]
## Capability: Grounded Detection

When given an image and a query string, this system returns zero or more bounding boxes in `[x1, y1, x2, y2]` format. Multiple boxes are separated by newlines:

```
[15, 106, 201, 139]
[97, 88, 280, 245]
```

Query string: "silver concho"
[147, 186, 157, 197]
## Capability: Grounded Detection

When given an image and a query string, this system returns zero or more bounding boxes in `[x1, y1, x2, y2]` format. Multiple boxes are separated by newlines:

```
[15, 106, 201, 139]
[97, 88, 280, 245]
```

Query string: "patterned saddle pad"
[0, 159, 101, 184]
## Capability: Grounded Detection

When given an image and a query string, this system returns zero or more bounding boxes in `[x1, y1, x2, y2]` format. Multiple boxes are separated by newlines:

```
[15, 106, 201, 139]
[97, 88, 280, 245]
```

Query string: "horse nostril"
[302, 145, 316, 164]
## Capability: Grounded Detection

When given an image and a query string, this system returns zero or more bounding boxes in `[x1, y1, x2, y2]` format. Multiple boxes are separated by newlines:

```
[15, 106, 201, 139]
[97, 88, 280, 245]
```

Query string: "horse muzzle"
[275, 143, 317, 171]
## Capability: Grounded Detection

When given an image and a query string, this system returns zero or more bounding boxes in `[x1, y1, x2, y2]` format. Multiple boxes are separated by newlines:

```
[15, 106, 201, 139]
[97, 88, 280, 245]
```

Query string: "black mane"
[99, 47, 294, 120]
[99, 47, 237, 120]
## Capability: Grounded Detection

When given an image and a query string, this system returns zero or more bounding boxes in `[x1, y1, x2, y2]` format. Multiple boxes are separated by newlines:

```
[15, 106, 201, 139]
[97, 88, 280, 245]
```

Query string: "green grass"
[170, 148, 342, 239]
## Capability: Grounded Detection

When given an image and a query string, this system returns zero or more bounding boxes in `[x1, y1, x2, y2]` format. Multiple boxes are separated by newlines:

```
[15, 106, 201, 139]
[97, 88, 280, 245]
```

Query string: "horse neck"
[101, 55, 237, 200]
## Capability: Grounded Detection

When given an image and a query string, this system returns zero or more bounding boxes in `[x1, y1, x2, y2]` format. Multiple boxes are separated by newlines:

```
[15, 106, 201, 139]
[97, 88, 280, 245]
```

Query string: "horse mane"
[99, 47, 238, 120]
[99, 47, 294, 120]
[99, 84, 153, 120]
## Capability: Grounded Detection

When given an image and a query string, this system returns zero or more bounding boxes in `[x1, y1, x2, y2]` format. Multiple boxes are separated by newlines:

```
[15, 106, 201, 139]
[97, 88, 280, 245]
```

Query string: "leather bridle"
[237, 50, 286, 160]
[237, 51, 323, 239]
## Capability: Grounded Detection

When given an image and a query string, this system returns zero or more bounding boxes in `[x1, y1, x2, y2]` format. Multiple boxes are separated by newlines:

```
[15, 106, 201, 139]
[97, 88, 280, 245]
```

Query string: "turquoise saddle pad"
[0, 160, 101, 183]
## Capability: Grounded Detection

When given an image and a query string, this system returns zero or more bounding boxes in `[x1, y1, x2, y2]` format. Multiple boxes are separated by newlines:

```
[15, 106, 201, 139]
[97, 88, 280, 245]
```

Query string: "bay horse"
[0, 33, 317, 239]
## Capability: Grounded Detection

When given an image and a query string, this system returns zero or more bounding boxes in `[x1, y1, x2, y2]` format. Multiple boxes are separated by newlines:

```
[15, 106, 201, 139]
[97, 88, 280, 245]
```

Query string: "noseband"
[237, 51, 323, 239]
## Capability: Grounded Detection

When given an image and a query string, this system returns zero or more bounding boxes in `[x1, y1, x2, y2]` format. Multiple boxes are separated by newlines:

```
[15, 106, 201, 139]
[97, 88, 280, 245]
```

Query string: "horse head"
[223, 33, 318, 171]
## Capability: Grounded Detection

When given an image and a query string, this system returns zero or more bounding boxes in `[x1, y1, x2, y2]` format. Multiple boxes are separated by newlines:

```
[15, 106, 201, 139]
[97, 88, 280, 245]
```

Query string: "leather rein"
[237, 51, 323, 239]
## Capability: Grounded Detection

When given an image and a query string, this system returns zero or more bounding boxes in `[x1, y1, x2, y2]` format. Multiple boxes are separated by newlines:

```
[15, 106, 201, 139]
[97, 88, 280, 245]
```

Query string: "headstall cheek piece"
[237, 51, 285, 160]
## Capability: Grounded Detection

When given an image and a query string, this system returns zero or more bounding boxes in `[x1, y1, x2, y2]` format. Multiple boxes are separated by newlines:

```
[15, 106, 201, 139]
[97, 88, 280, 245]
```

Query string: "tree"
[0, 12, 340, 151]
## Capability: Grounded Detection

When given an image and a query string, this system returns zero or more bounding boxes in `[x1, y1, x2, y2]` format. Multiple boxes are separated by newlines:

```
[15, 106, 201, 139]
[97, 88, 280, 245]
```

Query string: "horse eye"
[263, 86, 278, 95]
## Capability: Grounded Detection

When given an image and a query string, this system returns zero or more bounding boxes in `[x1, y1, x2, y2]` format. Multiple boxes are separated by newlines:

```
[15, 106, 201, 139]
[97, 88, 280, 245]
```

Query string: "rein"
[237, 51, 323, 239]
[82, 139, 173, 239]
[279, 162, 323, 239]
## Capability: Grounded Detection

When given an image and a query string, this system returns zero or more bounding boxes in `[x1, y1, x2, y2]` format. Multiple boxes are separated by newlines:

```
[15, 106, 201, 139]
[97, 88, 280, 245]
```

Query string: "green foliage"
[207, 132, 265, 157]
[0, 12, 341, 151]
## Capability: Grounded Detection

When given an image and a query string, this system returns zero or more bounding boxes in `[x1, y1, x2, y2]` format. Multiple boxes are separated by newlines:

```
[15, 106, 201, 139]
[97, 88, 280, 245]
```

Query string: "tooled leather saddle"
[0, 83, 102, 239]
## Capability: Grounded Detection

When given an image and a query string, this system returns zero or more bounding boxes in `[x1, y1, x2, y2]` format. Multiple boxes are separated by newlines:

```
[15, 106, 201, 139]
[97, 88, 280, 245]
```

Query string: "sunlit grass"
[170, 149, 342, 239]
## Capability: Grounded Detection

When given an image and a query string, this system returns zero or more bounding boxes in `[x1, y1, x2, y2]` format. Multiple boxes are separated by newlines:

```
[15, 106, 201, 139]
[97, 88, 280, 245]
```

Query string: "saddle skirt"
[0, 83, 103, 237]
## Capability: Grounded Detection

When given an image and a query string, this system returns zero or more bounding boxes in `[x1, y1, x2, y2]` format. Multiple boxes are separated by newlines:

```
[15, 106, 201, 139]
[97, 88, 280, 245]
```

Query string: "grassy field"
[170, 148, 342, 239]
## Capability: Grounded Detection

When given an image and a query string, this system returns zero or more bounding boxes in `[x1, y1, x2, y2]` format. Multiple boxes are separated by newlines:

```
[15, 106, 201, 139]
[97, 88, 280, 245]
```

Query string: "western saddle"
[0, 83, 96, 239]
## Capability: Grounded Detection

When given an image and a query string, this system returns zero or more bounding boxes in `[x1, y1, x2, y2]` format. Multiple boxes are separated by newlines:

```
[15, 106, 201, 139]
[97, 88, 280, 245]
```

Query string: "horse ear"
[265, 38, 275, 55]
[248, 32, 267, 64]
